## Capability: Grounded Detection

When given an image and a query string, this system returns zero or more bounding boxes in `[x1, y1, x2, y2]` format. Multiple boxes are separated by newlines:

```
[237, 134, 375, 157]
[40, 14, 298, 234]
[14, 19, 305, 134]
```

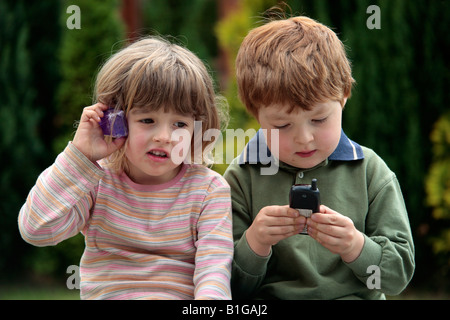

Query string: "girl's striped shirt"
[19, 142, 233, 300]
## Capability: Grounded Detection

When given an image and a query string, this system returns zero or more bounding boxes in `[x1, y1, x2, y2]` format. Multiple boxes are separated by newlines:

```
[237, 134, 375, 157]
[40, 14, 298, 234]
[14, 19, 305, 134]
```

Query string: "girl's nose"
[153, 125, 172, 143]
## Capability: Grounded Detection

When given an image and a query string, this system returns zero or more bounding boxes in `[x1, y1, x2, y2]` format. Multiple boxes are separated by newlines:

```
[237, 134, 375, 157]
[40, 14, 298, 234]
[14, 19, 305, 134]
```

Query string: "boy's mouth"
[296, 150, 317, 158]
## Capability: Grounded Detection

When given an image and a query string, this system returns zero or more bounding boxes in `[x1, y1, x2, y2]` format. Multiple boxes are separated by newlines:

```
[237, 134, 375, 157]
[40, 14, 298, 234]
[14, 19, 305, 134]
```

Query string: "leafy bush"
[54, 0, 124, 153]
[426, 112, 450, 263]
[27, 0, 125, 278]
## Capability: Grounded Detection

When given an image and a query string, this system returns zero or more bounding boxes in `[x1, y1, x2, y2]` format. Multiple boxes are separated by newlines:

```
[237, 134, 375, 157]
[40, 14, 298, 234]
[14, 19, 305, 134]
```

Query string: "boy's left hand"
[306, 205, 365, 263]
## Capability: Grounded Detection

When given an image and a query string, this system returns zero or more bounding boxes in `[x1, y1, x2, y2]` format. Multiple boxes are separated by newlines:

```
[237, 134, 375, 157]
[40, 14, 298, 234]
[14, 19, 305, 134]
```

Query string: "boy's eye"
[274, 124, 289, 129]
[140, 118, 154, 124]
[312, 117, 328, 124]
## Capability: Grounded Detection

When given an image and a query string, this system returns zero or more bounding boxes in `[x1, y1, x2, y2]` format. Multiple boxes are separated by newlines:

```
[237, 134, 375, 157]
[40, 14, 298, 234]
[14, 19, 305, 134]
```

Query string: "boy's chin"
[284, 156, 326, 170]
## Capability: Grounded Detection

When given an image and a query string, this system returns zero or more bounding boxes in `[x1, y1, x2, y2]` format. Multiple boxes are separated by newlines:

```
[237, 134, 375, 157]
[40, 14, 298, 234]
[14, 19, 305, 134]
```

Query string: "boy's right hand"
[246, 205, 306, 256]
[72, 103, 126, 163]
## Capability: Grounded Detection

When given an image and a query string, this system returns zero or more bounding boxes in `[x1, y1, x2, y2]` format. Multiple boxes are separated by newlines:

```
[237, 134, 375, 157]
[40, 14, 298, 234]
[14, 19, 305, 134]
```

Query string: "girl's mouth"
[147, 149, 170, 162]
[148, 150, 168, 157]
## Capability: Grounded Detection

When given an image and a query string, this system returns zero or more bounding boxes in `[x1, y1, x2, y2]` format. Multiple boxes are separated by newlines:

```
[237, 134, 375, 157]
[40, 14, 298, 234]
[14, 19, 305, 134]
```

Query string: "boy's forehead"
[261, 100, 334, 117]
[261, 106, 292, 119]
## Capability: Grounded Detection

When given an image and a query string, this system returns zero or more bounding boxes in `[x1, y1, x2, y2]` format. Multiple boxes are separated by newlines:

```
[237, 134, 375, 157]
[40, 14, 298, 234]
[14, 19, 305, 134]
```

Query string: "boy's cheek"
[261, 128, 277, 147]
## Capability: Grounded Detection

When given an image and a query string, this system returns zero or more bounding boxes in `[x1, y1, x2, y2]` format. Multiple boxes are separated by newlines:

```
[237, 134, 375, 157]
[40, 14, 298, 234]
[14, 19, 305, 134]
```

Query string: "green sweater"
[223, 130, 415, 299]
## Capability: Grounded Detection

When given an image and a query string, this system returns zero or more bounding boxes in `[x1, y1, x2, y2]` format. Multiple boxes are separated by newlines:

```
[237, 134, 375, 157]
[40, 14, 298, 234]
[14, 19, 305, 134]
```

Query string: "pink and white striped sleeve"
[18, 143, 103, 246]
[193, 174, 233, 300]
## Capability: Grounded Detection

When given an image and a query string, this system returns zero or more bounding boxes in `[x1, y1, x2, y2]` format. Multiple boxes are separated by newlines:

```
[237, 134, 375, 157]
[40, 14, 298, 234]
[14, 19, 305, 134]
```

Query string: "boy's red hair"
[236, 16, 355, 117]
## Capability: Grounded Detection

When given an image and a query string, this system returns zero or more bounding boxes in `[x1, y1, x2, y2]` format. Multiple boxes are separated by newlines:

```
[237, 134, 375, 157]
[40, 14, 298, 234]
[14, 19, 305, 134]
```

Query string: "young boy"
[223, 16, 415, 299]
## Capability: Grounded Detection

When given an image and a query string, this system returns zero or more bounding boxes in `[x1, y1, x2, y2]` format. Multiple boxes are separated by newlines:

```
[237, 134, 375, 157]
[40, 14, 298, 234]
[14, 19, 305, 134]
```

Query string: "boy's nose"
[294, 127, 314, 144]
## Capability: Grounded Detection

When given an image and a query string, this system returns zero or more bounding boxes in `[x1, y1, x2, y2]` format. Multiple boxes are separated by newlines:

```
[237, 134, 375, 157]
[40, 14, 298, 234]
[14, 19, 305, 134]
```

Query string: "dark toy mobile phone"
[289, 179, 320, 234]
[99, 108, 128, 138]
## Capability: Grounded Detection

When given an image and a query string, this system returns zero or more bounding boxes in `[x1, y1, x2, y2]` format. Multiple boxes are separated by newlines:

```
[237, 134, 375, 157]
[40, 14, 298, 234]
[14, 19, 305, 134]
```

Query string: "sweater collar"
[238, 128, 364, 165]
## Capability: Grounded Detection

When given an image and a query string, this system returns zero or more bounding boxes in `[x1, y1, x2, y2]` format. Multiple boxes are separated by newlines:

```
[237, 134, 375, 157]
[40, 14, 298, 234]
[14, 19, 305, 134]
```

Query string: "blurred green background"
[1, 0, 449, 300]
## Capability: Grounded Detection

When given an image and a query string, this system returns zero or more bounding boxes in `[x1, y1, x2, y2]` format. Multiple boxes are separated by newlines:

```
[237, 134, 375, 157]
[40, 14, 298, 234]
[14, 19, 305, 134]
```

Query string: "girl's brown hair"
[94, 37, 227, 172]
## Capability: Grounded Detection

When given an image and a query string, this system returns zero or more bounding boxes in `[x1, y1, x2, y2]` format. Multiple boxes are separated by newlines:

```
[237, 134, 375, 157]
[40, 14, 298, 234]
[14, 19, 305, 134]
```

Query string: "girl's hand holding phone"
[72, 103, 126, 163]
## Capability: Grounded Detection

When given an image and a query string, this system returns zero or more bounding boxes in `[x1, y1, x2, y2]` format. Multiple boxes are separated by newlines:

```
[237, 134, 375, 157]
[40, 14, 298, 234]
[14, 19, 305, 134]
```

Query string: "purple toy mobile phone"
[99, 108, 128, 138]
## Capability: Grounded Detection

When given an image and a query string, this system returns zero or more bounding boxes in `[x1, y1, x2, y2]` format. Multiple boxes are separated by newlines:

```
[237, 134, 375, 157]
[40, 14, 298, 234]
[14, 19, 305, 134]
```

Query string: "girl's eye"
[274, 124, 289, 129]
[174, 122, 188, 128]
[313, 117, 328, 124]
[140, 118, 154, 124]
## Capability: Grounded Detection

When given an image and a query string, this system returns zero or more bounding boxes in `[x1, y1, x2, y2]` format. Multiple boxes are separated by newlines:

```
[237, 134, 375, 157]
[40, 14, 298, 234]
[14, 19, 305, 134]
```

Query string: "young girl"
[18, 37, 233, 300]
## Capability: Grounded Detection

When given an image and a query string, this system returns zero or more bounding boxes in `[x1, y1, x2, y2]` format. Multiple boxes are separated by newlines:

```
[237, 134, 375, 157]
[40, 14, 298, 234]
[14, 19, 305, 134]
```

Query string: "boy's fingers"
[311, 206, 341, 225]
[274, 205, 300, 217]
[319, 205, 338, 214]
[272, 215, 306, 227]
[309, 211, 354, 236]
[262, 206, 292, 217]
[311, 212, 334, 223]
[268, 224, 299, 236]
